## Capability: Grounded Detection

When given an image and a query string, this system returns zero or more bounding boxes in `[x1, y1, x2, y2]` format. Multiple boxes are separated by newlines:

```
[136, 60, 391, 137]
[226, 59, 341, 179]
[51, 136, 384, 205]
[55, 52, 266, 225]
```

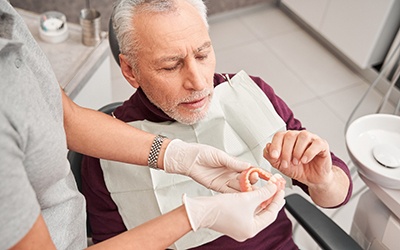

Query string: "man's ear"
[119, 54, 140, 88]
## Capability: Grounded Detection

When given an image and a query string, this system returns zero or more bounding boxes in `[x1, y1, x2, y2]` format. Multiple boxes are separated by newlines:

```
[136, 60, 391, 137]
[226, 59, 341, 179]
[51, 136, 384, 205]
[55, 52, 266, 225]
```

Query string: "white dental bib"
[100, 70, 289, 249]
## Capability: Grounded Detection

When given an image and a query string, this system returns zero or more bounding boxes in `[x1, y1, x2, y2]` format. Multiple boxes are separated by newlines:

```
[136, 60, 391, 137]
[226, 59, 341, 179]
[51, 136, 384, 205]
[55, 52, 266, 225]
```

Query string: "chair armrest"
[67, 150, 84, 191]
[285, 193, 362, 250]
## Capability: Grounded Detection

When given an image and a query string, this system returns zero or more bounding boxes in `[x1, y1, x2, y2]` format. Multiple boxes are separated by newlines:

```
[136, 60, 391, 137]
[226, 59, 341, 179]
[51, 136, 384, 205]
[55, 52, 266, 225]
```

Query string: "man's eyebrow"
[158, 55, 182, 63]
[156, 41, 212, 63]
[196, 41, 212, 52]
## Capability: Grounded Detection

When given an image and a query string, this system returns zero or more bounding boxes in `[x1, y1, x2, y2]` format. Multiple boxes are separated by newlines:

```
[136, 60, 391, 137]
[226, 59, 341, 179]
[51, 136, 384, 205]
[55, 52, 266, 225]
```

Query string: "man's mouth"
[181, 96, 208, 110]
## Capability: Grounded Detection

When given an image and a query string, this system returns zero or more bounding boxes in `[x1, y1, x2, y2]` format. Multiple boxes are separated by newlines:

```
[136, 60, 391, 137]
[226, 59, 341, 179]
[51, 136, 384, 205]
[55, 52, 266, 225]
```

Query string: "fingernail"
[271, 150, 279, 158]
[301, 156, 308, 164]
[292, 158, 299, 165]
[281, 160, 288, 168]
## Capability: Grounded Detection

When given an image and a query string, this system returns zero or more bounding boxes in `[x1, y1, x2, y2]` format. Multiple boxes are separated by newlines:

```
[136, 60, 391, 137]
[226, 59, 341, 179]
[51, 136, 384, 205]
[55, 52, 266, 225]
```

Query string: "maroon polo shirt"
[81, 73, 352, 249]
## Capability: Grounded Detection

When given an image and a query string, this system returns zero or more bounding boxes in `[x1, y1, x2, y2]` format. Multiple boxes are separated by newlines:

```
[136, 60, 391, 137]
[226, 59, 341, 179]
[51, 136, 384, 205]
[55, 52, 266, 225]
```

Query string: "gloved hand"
[164, 139, 251, 193]
[183, 183, 285, 242]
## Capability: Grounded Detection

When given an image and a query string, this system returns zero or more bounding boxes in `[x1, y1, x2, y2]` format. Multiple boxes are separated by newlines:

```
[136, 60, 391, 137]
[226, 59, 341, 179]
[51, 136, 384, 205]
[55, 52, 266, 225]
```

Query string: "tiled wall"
[10, 0, 273, 31]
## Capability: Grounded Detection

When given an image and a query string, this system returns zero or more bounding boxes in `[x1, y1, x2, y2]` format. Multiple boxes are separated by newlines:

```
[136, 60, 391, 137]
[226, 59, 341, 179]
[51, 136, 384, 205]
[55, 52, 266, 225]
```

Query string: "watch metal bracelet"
[148, 135, 167, 169]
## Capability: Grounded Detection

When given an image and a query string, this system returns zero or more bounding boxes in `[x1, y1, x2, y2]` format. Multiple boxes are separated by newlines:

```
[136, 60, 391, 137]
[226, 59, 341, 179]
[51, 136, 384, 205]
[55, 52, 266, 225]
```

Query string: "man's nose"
[183, 59, 206, 91]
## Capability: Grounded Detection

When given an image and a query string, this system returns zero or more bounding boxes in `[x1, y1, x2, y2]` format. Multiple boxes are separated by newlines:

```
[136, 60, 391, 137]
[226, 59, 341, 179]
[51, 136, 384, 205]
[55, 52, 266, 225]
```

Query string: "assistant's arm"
[9, 206, 191, 250]
[61, 89, 168, 168]
[87, 205, 191, 249]
[9, 215, 56, 250]
[11, 184, 284, 249]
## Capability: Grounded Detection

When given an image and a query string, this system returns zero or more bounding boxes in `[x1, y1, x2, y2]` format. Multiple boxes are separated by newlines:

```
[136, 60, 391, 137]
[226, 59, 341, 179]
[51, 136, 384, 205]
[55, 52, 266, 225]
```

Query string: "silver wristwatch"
[148, 135, 167, 170]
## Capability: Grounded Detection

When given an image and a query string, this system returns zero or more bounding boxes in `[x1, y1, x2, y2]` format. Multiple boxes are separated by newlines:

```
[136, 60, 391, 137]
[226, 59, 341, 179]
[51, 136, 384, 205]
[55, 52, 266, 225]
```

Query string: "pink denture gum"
[239, 166, 286, 208]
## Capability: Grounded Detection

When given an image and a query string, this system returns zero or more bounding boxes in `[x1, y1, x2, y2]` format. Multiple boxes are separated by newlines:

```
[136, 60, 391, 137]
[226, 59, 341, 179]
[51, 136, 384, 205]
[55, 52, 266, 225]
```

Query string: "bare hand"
[263, 130, 333, 187]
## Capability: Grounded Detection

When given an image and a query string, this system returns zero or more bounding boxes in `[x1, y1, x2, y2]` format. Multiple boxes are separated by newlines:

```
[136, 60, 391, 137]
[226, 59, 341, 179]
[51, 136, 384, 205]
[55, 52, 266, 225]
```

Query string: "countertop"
[17, 8, 110, 99]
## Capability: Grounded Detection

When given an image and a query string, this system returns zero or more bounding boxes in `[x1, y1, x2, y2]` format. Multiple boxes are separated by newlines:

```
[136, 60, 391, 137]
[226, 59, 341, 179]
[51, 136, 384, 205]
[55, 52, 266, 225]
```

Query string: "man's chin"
[174, 112, 207, 125]
[166, 95, 212, 125]
[170, 107, 210, 125]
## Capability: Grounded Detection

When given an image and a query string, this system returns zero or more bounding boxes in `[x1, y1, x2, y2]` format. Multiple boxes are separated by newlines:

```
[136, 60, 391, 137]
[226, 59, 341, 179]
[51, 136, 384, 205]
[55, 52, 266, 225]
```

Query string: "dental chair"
[67, 17, 363, 249]
[285, 193, 362, 250]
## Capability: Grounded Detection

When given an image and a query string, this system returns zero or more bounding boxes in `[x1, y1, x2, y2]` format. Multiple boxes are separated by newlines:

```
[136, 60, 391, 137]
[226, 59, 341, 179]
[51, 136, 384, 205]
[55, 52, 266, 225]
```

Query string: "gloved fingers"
[222, 180, 241, 193]
[224, 188, 284, 242]
[258, 182, 279, 198]
[224, 171, 260, 192]
[212, 149, 251, 172]
[252, 190, 285, 235]
[210, 172, 241, 193]
[225, 173, 245, 192]
[256, 190, 285, 216]
[242, 182, 278, 211]
[253, 184, 278, 213]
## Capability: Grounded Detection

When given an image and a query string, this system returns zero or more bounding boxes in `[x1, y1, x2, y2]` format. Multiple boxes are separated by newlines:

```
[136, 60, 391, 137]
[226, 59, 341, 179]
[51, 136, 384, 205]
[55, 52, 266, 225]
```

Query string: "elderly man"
[82, 0, 352, 249]
[0, 0, 288, 249]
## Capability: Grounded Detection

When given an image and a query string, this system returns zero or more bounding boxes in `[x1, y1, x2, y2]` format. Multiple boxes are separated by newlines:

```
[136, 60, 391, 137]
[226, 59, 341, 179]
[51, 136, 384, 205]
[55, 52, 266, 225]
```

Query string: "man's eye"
[163, 62, 181, 71]
[196, 55, 208, 60]
[164, 65, 178, 71]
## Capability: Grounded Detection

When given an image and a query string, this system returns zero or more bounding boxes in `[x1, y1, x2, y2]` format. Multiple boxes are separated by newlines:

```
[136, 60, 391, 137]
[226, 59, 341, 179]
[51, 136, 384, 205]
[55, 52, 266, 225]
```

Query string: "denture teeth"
[240, 166, 286, 192]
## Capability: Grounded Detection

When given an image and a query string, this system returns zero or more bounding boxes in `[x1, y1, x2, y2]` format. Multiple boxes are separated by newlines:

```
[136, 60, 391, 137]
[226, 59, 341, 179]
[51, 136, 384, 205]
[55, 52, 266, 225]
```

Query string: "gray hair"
[112, 0, 208, 69]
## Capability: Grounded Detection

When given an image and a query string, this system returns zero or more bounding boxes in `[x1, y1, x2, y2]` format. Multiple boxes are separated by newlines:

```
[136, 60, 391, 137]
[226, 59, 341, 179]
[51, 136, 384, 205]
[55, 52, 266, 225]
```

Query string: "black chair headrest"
[108, 17, 121, 67]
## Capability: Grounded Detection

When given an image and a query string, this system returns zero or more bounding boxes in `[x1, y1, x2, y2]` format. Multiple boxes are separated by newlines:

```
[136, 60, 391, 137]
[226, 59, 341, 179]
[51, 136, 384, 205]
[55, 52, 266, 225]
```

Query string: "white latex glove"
[164, 139, 251, 193]
[183, 183, 285, 242]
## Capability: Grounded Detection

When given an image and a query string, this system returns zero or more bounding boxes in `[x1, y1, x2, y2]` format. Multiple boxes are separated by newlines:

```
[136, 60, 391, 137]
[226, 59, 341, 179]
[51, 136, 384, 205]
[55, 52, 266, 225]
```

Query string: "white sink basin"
[346, 114, 400, 189]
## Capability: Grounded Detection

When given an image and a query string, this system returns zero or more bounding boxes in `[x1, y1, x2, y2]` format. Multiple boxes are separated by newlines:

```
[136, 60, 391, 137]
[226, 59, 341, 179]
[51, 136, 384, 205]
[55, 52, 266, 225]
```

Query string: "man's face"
[125, 1, 216, 125]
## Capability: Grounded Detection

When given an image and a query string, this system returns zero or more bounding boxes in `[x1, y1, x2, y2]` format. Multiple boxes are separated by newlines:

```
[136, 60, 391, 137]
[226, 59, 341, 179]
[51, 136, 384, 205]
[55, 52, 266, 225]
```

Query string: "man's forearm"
[308, 165, 350, 208]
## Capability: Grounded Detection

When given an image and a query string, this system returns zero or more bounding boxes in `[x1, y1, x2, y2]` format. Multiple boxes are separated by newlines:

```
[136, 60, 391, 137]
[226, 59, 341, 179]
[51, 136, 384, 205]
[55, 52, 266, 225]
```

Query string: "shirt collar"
[113, 87, 174, 123]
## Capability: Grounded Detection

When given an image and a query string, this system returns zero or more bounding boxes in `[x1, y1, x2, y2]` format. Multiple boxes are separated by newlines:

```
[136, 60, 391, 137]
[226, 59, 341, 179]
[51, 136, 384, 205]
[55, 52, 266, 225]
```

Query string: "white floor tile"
[323, 81, 396, 124]
[264, 30, 363, 96]
[240, 5, 300, 39]
[214, 40, 316, 106]
[208, 14, 258, 52]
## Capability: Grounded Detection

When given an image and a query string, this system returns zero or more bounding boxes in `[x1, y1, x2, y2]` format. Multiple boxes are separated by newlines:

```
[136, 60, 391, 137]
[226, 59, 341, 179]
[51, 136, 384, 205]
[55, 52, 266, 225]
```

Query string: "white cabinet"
[280, 0, 329, 31]
[281, 0, 400, 69]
